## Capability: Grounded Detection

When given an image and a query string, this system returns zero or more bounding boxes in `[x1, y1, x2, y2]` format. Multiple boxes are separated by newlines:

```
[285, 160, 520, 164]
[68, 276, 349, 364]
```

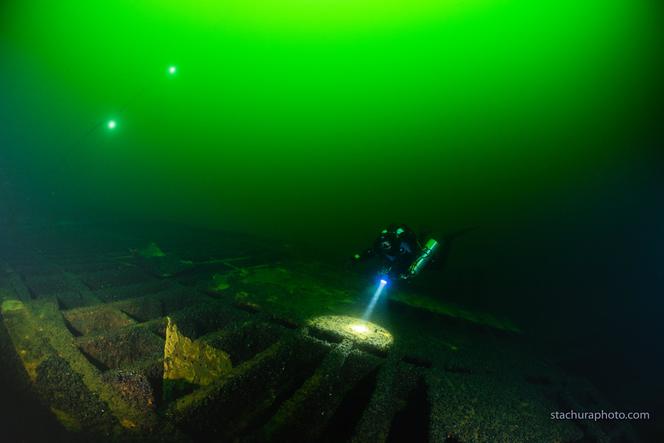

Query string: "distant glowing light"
[107, 120, 117, 130]
[168, 66, 177, 75]
[350, 324, 369, 334]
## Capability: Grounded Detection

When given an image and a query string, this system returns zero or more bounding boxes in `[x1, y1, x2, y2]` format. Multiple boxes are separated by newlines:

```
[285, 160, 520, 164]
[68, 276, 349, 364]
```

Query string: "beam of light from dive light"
[362, 278, 388, 321]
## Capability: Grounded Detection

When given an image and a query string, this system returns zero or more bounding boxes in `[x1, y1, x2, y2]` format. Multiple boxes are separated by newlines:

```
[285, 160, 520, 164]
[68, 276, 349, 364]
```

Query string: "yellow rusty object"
[163, 317, 232, 386]
[121, 418, 138, 429]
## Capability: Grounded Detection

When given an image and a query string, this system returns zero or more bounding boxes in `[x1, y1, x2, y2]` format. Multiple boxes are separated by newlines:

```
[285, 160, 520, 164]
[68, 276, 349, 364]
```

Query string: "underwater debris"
[35, 354, 116, 433]
[77, 327, 164, 370]
[389, 290, 522, 333]
[0, 227, 640, 442]
[131, 242, 193, 278]
[231, 265, 361, 322]
[63, 305, 135, 336]
[103, 370, 156, 410]
[163, 317, 232, 401]
[209, 273, 230, 292]
[133, 242, 167, 258]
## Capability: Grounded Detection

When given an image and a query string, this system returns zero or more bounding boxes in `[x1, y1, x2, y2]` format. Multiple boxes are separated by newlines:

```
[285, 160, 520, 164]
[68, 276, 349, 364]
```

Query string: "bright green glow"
[168, 66, 177, 75]
[107, 120, 117, 130]
[0, 0, 660, 240]
[148, 0, 483, 33]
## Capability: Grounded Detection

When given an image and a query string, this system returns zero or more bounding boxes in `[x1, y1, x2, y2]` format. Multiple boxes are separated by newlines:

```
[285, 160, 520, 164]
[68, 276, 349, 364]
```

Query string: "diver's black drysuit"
[353, 224, 422, 280]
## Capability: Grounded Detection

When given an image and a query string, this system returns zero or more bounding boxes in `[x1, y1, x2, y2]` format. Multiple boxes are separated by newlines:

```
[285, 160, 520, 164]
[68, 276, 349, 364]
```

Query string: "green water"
[1, 0, 660, 242]
[1, 0, 663, 438]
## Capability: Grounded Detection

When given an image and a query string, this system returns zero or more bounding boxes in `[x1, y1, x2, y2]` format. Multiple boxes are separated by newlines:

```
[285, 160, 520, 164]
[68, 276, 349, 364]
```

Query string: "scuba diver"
[351, 224, 440, 282]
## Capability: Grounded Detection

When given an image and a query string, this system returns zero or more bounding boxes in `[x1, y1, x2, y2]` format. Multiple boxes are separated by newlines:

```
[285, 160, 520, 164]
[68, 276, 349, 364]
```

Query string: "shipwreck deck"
[0, 222, 637, 442]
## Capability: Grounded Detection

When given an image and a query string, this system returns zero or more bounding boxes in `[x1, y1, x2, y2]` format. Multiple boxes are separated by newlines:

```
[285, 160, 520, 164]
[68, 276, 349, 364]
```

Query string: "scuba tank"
[405, 238, 439, 278]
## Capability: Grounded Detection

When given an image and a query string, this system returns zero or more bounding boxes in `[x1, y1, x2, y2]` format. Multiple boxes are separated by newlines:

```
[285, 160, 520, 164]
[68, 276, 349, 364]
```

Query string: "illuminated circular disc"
[168, 66, 177, 75]
[307, 315, 393, 353]
[107, 120, 117, 129]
